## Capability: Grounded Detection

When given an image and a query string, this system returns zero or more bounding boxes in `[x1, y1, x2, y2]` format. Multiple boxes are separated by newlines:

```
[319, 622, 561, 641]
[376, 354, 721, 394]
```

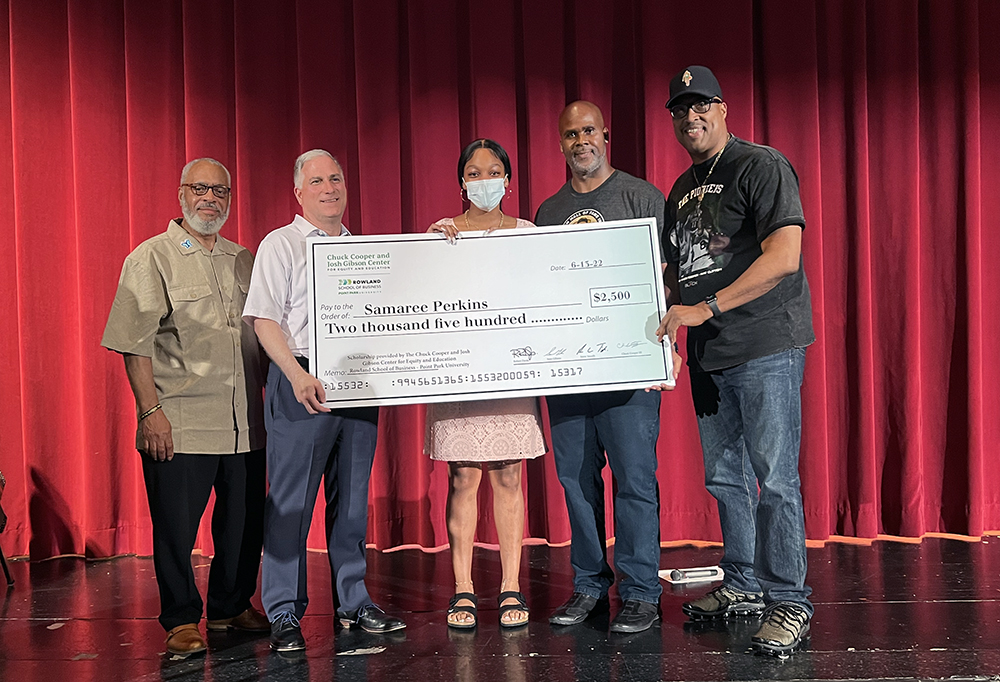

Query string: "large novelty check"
[307, 218, 673, 408]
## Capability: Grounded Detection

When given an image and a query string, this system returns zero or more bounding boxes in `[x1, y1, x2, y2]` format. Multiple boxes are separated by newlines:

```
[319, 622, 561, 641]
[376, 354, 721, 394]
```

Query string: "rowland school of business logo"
[337, 277, 382, 294]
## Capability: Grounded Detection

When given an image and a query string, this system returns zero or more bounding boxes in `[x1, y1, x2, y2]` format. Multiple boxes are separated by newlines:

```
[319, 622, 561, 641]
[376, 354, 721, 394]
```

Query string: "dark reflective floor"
[1, 538, 999, 681]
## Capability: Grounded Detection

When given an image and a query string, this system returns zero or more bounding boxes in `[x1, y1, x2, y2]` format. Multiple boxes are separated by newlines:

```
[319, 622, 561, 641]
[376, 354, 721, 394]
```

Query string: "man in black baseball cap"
[656, 64, 816, 658]
[665, 65, 724, 110]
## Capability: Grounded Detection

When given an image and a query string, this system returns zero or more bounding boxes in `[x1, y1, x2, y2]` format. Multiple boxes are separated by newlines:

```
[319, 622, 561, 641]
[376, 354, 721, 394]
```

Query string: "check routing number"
[306, 218, 673, 408]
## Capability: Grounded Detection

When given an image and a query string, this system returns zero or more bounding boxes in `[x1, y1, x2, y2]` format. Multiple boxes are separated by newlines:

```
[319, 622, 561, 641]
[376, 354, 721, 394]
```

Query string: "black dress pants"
[141, 450, 265, 631]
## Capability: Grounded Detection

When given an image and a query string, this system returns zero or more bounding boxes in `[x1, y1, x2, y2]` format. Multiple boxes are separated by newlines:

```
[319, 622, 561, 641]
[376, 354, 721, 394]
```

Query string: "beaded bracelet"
[139, 404, 163, 421]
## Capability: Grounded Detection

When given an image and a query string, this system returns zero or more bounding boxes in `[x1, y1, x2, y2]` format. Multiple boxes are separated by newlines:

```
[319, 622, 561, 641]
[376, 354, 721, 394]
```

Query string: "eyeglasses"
[669, 99, 721, 120]
[182, 183, 231, 199]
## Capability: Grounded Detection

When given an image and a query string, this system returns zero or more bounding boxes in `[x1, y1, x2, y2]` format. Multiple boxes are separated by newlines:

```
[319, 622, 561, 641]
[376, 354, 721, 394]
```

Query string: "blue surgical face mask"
[465, 177, 506, 212]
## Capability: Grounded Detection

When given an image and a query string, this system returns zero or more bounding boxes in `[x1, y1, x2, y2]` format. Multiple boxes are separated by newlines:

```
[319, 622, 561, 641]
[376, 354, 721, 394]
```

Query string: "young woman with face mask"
[425, 139, 545, 630]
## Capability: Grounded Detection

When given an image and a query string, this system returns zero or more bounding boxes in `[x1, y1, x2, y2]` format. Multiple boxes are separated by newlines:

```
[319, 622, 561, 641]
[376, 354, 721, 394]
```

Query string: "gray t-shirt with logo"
[534, 169, 667, 237]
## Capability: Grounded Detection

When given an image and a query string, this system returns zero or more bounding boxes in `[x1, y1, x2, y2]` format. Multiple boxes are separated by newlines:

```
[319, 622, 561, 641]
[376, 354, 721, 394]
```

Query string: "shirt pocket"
[167, 282, 220, 332]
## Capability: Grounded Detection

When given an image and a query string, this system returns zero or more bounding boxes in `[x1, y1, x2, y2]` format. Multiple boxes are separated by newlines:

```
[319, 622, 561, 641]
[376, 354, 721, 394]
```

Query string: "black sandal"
[498, 591, 529, 628]
[448, 592, 478, 629]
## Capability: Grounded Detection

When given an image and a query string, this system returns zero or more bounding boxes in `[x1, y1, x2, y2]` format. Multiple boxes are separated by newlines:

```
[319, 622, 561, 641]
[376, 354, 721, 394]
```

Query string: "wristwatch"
[704, 294, 722, 317]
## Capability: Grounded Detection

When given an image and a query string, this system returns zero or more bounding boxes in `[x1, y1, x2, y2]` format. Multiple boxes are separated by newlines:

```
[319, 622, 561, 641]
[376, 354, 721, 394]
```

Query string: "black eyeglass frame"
[181, 183, 232, 199]
[669, 98, 723, 120]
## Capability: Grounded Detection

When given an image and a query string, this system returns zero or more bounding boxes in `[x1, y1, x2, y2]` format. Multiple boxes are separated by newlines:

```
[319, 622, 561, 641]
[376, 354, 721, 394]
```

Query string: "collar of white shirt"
[292, 214, 351, 238]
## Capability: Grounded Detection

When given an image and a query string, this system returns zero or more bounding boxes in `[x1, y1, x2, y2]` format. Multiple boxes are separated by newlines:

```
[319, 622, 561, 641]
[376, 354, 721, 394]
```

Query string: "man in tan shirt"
[102, 158, 269, 657]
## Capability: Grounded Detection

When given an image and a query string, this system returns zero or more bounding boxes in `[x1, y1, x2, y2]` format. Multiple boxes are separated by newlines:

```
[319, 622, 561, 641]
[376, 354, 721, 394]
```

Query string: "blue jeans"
[548, 389, 662, 603]
[692, 347, 812, 614]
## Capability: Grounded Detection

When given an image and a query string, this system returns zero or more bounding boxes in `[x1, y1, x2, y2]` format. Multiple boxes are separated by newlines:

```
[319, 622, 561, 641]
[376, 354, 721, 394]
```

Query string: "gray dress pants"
[261, 359, 379, 619]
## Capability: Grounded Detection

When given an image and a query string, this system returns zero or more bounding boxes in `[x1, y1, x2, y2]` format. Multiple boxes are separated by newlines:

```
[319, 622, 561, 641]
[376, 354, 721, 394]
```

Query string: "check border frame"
[307, 218, 672, 408]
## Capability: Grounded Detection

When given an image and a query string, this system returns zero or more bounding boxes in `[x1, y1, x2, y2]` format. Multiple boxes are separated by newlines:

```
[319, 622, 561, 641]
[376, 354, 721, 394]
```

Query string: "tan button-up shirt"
[102, 220, 266, 454]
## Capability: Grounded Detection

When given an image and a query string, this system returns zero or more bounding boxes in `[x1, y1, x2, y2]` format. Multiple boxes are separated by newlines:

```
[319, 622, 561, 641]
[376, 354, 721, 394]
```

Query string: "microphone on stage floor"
[658, 565, 724, 585]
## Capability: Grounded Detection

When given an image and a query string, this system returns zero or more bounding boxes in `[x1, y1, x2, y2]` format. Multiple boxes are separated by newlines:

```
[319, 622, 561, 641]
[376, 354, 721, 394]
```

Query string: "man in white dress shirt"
[243, 149, 405, 653]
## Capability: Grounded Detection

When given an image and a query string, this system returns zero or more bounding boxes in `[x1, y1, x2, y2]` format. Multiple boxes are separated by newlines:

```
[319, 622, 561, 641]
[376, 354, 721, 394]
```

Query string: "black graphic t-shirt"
[666, 137, 814, 372]
[535, 170, 667, 235]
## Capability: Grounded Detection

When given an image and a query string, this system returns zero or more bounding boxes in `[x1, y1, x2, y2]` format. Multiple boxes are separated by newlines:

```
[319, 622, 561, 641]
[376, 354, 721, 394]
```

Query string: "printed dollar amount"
[589, 283, 654, 308]
[593, 290, 631, 304]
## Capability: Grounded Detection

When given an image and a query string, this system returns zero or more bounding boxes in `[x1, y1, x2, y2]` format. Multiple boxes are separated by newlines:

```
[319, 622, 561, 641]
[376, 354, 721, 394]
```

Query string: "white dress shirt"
[243, 214, 350, 357]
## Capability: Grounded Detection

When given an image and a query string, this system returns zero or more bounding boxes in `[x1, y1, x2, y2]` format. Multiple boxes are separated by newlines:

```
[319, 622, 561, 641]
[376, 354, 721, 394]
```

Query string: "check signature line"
[354, 303, 582, 319]
[531, 354, 653, 364]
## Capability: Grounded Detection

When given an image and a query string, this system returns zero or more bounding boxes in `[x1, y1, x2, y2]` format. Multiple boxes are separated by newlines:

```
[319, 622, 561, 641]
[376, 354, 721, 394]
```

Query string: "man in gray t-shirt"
[535, 101, 674, 634]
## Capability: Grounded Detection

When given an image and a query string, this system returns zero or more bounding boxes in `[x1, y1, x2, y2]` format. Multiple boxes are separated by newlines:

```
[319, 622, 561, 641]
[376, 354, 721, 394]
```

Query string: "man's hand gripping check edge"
[646, 327, 684, 392]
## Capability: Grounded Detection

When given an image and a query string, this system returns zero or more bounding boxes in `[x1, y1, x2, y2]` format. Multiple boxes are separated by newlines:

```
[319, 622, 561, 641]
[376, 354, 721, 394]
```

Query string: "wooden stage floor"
[1, 537, 999, 681]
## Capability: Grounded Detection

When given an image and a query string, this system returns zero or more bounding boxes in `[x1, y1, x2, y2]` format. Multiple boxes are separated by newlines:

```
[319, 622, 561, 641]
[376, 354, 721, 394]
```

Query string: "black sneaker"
[751, 602, 811, 658]
[269, 612, 305, 652]
[682, 584, 765, 620]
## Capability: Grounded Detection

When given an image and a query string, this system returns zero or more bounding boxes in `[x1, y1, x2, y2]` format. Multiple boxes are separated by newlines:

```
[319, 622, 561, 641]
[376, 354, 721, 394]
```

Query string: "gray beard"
[181, 202, 228, 236]
[569, 150, 606, 177]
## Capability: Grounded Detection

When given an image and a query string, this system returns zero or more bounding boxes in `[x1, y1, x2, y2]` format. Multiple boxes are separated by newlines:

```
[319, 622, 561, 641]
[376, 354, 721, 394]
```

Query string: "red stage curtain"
[1, 0, 998, 559]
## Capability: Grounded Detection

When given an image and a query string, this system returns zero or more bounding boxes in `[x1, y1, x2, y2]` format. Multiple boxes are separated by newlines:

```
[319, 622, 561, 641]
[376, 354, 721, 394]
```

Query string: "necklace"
[692, 133, 733, 202]
[464, 209, 504, 231]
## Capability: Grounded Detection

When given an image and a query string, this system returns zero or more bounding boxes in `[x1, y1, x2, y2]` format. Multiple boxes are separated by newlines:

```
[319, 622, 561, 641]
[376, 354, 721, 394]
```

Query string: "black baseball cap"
[665, 66, 724, 109]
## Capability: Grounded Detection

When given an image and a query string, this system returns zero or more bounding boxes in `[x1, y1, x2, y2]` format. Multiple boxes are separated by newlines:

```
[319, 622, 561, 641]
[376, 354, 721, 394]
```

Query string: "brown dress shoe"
[206, 606, 271, 632]
[165, 623, 207, 656]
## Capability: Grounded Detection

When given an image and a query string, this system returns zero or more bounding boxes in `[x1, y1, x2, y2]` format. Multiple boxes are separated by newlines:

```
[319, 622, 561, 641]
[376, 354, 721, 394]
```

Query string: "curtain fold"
[0, 0, 996, 559]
